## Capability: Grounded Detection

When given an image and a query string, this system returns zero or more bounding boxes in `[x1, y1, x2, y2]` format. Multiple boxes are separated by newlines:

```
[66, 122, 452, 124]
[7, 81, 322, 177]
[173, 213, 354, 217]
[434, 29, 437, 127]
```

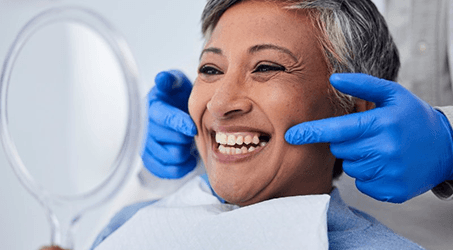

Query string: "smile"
[210, 129, 272, 163]
[215, 132, 270, 155]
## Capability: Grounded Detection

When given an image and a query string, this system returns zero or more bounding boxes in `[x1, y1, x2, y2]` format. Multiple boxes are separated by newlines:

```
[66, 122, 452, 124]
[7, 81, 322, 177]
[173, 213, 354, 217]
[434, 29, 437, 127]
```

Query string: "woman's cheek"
[258, 85, 311, 125]
[188, 82, 210, 161]
[188, 83, 206, 125]
[187, 82, 199, 121]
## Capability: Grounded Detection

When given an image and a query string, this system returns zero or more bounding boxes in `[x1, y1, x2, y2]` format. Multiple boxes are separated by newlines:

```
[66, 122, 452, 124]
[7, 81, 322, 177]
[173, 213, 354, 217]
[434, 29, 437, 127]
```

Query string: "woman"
[89, 0, 423, 249]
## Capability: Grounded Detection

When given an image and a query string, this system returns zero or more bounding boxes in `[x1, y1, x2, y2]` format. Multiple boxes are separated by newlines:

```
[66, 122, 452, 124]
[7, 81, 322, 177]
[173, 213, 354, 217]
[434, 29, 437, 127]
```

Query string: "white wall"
[0, 0, 205, 249]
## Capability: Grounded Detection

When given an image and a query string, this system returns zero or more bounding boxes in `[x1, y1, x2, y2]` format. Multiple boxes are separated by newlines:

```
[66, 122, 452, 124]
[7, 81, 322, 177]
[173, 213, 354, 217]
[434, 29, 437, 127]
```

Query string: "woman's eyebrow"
[199, 47, 223, 60]
[248, 44, 298, 63]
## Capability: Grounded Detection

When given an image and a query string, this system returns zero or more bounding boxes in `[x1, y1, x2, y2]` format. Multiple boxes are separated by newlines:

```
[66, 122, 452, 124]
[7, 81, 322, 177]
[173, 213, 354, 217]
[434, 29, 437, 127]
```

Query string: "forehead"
[205, 1, 319, 56]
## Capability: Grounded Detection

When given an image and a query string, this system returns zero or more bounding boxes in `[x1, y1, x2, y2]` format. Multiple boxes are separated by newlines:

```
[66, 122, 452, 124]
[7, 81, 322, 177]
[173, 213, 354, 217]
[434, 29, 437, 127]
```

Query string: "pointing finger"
[285, 111, 377, 145]
[330, 73, 405, 107]
[154, 70, 193, 97]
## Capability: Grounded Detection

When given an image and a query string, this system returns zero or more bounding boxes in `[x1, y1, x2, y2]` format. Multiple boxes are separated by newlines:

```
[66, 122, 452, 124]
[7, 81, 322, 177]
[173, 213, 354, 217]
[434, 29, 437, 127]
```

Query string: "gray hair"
[201, 0, 400, 114]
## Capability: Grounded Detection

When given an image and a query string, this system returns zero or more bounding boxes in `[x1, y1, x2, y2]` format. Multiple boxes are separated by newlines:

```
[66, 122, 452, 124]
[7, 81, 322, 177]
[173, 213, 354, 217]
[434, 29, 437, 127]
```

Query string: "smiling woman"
[189, 0, 338, 206]
[188, 0, 403, 208]
[89, 0, 426, 249]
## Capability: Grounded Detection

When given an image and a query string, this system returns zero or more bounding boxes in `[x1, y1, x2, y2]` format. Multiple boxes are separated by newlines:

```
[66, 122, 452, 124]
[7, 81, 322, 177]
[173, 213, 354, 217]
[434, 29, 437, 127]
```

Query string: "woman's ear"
[354, 98, 375, 112]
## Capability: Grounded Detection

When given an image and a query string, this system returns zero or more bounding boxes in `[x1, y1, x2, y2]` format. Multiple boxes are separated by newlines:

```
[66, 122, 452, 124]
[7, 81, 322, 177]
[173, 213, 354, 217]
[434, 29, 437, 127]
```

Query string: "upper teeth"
[215, 132, 268, 155]
[216, 132, 261, 146]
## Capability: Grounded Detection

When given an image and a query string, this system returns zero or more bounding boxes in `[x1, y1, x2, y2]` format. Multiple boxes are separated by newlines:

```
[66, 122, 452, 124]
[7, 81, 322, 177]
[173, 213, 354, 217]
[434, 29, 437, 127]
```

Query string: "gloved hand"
[142, 70, 197, 179]
[285, 73, 453, 203]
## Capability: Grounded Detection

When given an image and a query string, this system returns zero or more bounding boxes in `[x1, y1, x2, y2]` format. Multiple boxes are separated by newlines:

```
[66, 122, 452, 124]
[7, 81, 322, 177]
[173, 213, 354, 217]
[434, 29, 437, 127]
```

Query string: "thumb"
[330, 73, 404, 107]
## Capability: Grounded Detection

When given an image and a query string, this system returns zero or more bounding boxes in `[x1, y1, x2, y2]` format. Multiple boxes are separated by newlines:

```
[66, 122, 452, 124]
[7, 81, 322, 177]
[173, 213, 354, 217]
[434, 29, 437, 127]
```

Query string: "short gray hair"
[201, 0, 400, 113]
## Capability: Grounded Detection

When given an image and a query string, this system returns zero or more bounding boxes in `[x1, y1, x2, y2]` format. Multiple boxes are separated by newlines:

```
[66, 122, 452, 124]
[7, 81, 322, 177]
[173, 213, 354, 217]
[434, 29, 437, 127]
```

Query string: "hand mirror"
[0, 7, 144, 249]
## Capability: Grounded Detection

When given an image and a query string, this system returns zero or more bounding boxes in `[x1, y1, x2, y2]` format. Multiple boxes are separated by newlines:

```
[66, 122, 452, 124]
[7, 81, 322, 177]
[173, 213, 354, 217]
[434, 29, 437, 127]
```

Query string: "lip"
[209, 125, 272, 164]
[211, 125, 272, 135]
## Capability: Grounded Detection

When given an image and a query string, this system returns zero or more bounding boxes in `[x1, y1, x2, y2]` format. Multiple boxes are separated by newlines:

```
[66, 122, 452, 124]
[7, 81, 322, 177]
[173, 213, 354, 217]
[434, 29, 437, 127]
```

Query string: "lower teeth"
[218, 142, 266, 155]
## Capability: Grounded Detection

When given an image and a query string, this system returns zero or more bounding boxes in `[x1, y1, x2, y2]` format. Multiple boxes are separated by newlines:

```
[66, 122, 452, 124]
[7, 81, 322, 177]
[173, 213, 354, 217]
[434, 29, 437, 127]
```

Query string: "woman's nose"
[207, 81, 252, 119]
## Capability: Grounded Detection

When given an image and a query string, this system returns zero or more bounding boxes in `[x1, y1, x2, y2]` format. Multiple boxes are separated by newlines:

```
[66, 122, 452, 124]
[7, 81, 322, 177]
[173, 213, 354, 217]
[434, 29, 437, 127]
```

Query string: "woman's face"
[189, 0, 337, 206]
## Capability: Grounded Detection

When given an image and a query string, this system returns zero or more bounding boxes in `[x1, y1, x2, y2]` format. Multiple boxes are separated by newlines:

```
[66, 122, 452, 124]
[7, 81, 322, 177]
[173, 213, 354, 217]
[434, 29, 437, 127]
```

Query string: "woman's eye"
[199, 65, 223, 75]
[252, 64, 286, 73]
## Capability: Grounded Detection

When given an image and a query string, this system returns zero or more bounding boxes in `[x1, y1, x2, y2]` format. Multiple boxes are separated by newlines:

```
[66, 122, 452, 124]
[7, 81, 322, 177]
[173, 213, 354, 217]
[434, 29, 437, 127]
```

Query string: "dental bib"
[95, 176, 330, 250]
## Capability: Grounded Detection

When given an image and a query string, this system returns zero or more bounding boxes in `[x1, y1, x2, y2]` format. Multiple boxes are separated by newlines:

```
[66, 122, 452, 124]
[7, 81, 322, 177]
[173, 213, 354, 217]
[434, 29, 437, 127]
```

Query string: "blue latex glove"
[142, 70, 197, 179]
[285, 73, 453, 203]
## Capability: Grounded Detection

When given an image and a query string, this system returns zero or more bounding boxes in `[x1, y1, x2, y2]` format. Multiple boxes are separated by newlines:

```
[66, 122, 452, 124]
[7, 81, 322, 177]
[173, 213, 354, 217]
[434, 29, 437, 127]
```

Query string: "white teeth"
[216, 144, 267, 155]
[252, 135, 259, 145]
[244, 135, 252, 145]
[216, 132, 265, 146]
[227, 135, 236, 146]
[215, 133, 221, 143]
[215, 132, 269, 156]
[219, 145, 226, 154]
[215, 133, 220, 143]
[216, 133, 227, 144]
[236, 135, 243, 145]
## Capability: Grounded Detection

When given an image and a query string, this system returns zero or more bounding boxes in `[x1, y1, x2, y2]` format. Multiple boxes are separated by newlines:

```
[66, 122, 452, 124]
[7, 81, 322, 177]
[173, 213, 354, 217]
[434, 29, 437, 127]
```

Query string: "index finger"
[154, 70, 193, 97]
[285, 111, 377, 145]
[150, 70, 193, 113]
[330, 73, 405, 107]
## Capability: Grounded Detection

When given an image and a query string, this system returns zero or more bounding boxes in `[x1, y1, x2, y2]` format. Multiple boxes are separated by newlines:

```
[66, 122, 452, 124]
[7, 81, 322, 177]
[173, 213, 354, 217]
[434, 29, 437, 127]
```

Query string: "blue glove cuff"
[435, 108, 453, 181]
[431, 108, 453, 200]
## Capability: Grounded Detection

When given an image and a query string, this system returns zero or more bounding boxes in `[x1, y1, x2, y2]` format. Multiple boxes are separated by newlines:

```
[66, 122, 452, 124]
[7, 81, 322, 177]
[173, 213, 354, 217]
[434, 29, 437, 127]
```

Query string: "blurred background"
[0, 0, 205, 249]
